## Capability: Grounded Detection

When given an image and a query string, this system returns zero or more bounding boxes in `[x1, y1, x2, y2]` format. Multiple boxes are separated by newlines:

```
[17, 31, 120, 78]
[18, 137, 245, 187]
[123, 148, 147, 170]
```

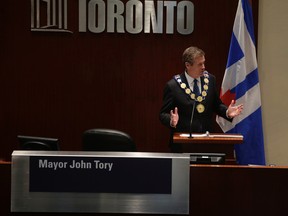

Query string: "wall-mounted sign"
[31, 0, 194, 35]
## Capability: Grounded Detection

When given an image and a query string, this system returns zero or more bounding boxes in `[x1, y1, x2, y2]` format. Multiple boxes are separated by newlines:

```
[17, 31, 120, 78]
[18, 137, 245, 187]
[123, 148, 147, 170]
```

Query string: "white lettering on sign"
[38, 159, 113, 171]
[31, 0, 194, 35]
[39, 159, 68, 170]
[79, 0, 194, 34]
[94, 160, 113, 171]
[69, 160, 92, 169]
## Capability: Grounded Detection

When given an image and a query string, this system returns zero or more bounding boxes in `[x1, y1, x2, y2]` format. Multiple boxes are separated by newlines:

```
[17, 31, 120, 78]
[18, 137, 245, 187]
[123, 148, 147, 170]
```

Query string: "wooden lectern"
[173, 133, 243, 164]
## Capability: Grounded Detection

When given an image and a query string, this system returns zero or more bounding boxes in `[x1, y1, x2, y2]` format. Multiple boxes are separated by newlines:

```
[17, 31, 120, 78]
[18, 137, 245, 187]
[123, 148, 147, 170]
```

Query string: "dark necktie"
[193, 79, 200, 96]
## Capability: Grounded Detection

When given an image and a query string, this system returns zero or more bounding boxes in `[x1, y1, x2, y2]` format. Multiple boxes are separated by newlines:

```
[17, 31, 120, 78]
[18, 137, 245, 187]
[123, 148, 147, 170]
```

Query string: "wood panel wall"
[0, 0, 258, 161]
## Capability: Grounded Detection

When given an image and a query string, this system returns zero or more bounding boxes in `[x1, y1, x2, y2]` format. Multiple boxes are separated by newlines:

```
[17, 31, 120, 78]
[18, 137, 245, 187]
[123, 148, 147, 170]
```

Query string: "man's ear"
[185, 62, 191, 68]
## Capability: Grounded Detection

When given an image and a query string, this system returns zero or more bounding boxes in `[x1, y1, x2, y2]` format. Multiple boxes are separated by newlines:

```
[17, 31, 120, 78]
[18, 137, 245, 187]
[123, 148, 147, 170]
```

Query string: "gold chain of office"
[174, 71, 209, 113]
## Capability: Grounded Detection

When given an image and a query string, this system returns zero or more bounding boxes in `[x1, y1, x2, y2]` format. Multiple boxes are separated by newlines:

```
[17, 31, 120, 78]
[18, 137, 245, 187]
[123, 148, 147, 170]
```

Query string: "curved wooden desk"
[1, 162, 288, 216]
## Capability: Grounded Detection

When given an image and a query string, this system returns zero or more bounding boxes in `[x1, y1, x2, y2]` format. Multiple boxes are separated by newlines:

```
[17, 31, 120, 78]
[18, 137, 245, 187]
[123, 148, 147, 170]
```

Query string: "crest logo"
[31, 0, 72, 33]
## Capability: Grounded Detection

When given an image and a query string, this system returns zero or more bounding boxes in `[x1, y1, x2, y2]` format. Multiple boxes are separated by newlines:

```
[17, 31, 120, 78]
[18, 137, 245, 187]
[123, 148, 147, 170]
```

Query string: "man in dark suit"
[159, 46, 243, 152]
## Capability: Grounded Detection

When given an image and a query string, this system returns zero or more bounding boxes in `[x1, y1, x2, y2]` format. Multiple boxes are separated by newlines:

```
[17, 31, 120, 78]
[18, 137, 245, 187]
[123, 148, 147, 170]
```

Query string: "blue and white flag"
[216, 0, 265, 165]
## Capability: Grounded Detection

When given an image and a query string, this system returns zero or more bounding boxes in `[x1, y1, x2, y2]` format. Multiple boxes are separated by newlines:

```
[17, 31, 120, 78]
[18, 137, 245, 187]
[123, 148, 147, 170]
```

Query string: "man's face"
[186, 55, 205, 78]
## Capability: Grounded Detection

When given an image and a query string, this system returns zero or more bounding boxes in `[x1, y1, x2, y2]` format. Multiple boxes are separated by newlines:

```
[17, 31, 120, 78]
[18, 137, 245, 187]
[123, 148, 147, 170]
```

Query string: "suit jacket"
[159, 72, 230, 135]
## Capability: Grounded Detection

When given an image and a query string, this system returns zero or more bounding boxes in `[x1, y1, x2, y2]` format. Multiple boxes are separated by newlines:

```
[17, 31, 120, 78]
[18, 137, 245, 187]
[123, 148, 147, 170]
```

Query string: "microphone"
[189, 101, 196, 138]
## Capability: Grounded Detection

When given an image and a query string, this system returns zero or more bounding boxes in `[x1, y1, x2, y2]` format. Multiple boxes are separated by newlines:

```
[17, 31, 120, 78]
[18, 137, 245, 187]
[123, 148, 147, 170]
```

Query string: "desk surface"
[173, 133, 243, 144]
[0, 160, 11, 165]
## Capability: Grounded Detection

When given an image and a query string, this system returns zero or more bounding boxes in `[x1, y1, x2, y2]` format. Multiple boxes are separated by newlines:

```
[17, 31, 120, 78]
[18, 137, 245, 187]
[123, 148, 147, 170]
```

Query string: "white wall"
[258, 0, 288, 165]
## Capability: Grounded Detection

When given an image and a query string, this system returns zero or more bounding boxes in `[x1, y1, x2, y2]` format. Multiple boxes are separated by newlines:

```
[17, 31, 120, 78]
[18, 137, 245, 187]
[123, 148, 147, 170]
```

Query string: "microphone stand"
[189, 102, 196, 138]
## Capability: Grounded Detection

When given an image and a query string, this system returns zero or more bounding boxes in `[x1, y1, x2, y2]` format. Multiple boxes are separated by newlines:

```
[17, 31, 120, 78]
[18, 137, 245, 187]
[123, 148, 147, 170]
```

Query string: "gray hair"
[182, 46, 205, 65]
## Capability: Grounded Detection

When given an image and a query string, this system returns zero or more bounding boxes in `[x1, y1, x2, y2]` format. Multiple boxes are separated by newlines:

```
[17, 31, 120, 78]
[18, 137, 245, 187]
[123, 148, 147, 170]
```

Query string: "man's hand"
[170, 107, 179, 128]
[227, 100, 243, 118]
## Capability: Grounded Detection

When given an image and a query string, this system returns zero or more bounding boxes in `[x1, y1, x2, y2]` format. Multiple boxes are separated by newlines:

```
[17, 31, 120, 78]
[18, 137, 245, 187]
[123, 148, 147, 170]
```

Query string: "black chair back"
[82, 129, 136, 152]
[22, 141, 51, 150]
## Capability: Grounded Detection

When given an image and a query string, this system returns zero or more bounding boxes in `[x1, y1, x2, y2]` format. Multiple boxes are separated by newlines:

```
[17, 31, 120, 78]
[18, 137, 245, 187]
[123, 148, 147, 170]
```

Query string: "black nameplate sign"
[29, 156, 172, 194]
